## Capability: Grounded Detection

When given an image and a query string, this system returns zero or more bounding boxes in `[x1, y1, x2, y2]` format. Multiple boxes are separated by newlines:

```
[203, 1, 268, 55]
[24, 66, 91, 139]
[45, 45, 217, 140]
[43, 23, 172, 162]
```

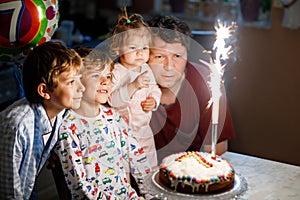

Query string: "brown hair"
[22, 41, 81, 103]
[148, 15, 191, 50]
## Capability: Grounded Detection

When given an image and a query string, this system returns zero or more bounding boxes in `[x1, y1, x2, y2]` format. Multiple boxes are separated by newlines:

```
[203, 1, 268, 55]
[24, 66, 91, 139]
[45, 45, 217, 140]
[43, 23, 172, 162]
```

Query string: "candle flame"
[200, 19, 236, 123]
[199, 19, 237, 156]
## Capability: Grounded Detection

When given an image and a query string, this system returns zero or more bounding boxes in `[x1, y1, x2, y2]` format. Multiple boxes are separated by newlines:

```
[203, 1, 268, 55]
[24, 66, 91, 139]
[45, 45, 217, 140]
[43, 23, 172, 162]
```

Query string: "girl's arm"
[145, 65, 162, 110]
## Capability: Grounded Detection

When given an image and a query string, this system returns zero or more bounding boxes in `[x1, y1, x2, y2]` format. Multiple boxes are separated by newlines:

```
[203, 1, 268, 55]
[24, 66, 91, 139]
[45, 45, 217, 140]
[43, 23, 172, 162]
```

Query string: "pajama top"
[55, 106, 151, 200]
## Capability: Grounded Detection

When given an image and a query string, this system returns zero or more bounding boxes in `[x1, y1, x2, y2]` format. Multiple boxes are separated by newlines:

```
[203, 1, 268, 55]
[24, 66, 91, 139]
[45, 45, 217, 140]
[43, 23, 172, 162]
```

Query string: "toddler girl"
[109, 10, 161, 168]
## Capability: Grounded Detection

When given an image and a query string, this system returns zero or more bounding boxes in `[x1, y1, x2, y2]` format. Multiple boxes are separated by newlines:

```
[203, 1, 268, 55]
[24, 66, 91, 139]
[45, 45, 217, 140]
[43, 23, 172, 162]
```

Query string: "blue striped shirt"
[0, 98, 64, 200]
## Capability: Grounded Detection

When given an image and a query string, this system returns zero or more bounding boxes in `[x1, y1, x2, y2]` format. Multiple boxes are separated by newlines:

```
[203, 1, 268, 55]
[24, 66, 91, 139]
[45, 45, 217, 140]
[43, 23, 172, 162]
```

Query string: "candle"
[200, 19, 236, 157]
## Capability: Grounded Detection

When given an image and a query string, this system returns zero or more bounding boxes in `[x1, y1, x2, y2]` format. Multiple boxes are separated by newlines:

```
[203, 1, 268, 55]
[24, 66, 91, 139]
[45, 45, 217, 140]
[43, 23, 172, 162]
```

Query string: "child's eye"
[106, 73, 112, 80]
[92, 74, 100, 78]
[68, 80, 75, 85]
[143, 47, 149, 50]
[129, 46, 136, 50]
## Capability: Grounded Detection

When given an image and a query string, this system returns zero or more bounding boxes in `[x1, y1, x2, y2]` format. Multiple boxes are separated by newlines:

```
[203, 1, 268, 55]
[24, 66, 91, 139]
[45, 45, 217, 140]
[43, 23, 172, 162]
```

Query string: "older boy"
[0, 41, 85, 199]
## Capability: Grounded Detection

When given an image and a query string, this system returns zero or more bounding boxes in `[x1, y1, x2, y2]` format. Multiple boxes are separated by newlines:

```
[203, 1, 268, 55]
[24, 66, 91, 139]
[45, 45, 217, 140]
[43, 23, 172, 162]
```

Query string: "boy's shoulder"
[0, 98, 39, 126]
[1, 98, 31, 116]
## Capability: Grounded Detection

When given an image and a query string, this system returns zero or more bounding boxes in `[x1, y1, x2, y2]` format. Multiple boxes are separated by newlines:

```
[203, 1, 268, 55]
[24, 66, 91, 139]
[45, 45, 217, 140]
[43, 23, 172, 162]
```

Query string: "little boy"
[53, 47, 151, 199]
[0, 41, 85, 199]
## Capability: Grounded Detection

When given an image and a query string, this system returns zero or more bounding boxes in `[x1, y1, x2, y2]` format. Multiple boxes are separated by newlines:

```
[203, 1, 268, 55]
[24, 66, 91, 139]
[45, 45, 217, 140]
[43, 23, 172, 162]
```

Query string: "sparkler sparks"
[200, 19, 237, 157]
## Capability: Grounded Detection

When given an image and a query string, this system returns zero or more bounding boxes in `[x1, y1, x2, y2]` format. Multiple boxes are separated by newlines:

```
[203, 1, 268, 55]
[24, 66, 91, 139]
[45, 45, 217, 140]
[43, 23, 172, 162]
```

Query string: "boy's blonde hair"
[22, 41, 82, 103]
[75, 47, 114, 74]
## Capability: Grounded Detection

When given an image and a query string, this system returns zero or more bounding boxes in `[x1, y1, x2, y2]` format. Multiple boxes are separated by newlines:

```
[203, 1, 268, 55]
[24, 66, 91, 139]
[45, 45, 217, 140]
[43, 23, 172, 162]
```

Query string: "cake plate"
[144, 170, 248, 200]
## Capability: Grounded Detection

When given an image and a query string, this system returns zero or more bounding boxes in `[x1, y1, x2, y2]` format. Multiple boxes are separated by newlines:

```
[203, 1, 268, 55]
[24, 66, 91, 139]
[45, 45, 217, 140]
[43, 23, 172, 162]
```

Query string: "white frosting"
[165, 152, 232, 180]
[161, 152, 234, 192]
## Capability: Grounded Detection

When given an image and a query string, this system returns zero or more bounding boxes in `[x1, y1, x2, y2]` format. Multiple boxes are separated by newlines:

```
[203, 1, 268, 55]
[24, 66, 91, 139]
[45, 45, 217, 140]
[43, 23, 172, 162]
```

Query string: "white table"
[38, 151, 300, 199]
[222, 152, 300, 200]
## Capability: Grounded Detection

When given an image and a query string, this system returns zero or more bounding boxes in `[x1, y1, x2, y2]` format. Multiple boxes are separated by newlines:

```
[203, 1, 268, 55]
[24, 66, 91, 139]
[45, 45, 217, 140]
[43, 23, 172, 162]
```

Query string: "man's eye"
[155, 55, 163, 60]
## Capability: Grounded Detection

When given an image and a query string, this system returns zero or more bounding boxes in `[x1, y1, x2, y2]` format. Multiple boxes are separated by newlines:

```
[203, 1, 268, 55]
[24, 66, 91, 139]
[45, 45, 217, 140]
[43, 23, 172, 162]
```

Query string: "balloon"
[0, 0, 59, 62]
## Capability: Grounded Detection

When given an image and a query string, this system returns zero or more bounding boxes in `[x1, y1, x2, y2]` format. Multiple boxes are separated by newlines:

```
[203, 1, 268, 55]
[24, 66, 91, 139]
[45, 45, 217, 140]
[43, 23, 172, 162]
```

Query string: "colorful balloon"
[0, 0, 59, 62]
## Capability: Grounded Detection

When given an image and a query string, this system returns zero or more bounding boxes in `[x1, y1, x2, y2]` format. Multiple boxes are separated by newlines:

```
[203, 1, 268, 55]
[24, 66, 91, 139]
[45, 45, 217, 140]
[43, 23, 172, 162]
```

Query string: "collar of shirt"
[32, 103, 53, 136]
[32, 104, 67, 136]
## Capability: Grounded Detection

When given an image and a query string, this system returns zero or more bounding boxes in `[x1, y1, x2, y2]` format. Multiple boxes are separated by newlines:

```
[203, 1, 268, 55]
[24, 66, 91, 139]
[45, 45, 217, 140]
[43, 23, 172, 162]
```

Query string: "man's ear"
[37, 83, 51, 99]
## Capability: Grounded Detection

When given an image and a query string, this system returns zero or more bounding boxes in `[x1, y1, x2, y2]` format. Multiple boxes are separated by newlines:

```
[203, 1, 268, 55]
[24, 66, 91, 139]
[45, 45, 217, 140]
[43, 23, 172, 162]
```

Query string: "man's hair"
[74, 46, 114, 74]
[148, 15, 191, 50]
[22, 41, 82, 103]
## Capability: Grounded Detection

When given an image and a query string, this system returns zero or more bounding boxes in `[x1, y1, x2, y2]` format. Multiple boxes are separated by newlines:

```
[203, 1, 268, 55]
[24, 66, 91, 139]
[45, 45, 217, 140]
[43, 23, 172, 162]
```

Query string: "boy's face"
[81, 67, 112, 105]
[72, 75, 85, 109]
[119, 35, 150, 70]
[48, 68, 85, 110]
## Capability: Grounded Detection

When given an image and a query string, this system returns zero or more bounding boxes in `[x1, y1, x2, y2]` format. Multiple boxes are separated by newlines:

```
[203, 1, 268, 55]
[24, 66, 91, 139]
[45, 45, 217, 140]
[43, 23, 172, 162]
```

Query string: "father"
[147, 15, 235, 163]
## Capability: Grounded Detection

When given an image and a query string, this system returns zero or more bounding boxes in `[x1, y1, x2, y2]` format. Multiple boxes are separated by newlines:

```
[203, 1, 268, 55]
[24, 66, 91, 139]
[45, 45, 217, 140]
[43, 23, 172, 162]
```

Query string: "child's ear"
[37, 83, 51, 99]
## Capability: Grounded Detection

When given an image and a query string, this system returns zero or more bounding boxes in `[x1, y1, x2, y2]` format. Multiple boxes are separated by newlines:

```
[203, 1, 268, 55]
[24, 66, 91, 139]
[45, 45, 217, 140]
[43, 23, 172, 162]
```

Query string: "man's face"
[148, 36, 187, 91]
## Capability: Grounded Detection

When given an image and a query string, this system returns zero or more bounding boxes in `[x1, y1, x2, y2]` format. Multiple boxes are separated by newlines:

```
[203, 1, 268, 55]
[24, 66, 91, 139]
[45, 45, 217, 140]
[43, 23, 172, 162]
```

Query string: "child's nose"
[136, 49, 143, 55]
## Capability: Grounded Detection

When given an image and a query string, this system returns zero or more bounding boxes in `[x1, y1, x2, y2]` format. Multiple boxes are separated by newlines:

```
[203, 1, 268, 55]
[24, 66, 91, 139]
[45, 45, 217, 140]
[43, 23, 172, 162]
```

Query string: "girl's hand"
[141, 94, 156, 112]
[133, 71, 150, 89]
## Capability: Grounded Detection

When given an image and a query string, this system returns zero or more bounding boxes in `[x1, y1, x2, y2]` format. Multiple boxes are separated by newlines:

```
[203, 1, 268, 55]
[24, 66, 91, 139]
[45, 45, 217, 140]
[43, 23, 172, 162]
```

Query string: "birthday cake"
[159, 151, 235, 194]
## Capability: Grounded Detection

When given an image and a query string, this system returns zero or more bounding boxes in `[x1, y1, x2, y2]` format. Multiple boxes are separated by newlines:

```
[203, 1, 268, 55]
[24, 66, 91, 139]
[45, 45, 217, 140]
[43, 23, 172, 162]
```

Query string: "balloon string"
[14, 62, 25, 98]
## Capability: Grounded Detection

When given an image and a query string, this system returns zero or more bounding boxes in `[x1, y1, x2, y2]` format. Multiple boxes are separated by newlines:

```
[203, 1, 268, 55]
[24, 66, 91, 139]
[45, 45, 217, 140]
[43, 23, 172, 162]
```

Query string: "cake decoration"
[159, 151, 235, 194]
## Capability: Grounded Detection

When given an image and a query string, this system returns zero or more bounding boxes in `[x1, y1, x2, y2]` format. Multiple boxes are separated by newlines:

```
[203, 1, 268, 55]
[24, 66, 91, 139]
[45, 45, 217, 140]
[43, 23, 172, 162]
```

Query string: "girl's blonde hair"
[109, 7, 151, 57]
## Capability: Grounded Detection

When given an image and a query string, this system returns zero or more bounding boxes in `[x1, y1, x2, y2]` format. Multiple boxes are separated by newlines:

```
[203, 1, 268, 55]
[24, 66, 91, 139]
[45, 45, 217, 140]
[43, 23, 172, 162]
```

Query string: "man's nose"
[163, 57, 174, 70]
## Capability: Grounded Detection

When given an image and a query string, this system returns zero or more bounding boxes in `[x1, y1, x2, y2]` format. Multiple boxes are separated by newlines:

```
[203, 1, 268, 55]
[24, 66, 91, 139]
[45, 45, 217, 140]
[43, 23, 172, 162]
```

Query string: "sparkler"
[200, 19, 236, 157]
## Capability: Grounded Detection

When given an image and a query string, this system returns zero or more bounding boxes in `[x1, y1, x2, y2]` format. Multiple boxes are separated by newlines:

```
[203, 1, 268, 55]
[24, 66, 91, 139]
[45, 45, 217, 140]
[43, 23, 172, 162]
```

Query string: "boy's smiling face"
[81, 66, 112, 105]
[47, 68, 85, 111]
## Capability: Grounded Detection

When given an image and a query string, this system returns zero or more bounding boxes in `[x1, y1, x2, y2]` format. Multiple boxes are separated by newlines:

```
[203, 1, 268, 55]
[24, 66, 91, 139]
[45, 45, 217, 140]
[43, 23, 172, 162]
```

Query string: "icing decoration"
[160, 152, 235, 193]
[175, 151, 213, 168]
